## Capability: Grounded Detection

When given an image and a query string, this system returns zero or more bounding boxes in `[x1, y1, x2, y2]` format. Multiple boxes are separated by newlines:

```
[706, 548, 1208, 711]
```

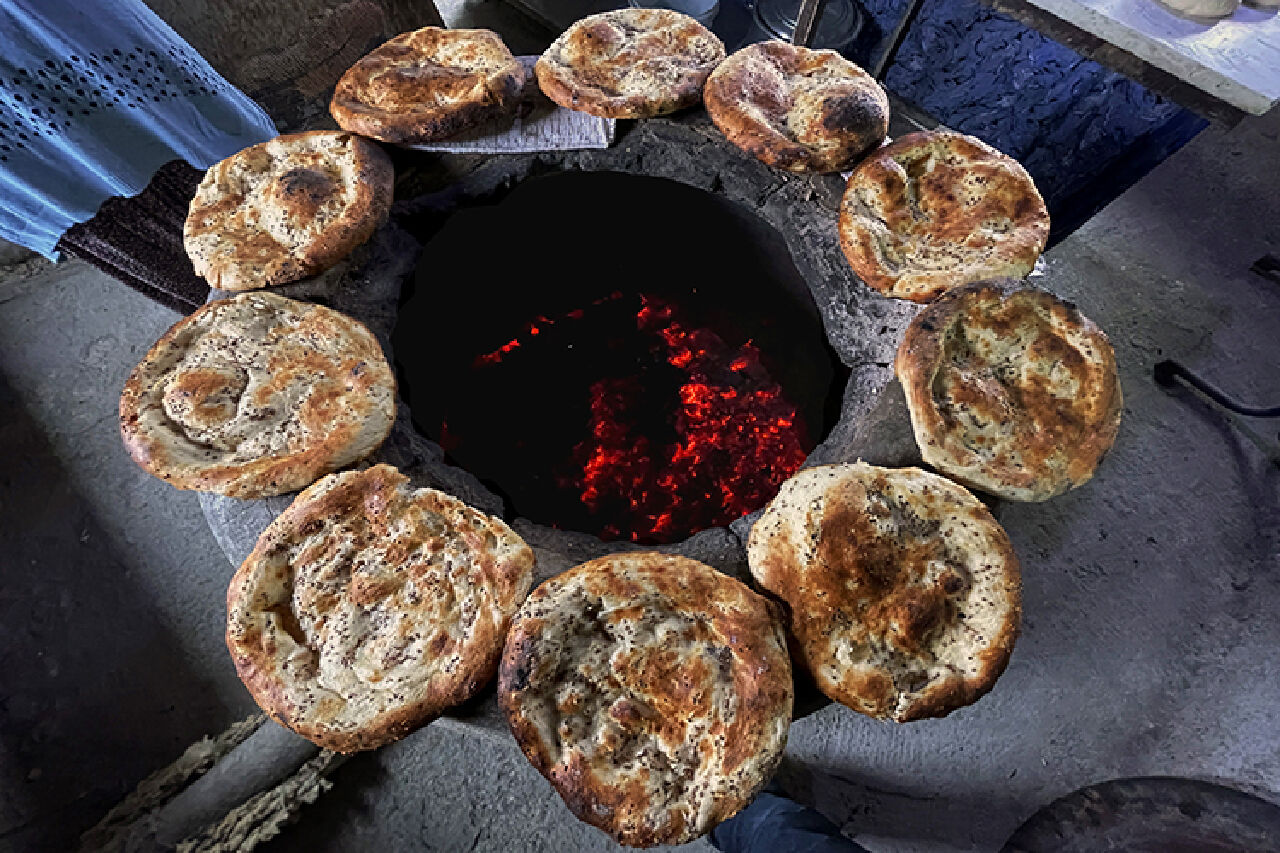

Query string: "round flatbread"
[896, 280, 1122, 502]
[184, 131, 393, 292]
[330, 27, 526, 144]
[747, 463, 1021, 722]
[499, 552, 792, 847]
[705, 42, 889, 173]
[535, 9, 726, 119]
[837, 130, 1049, 303]
[119, 292, 395, 498]
[227, 464, 535, 752]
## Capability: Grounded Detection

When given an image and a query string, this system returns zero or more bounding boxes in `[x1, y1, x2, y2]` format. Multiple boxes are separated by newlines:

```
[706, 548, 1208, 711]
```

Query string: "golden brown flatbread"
[534, 9, 725, 119]
[705, 42, 889, 173]
[747, 463, 1021, 722]
[330, 27, 526, 144]
[227, 464, 535, 752]
[119, 292, 395, 498]
[499, 552, 792, 847]
[837, 130, 1049, 303]
[896, 280, 1122, 501]
[184, 131, 393, 292]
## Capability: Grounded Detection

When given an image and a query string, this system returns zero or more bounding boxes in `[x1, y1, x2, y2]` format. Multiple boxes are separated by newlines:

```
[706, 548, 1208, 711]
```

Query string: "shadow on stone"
[253, 750, 389, 853]
[0, 373, 237, 851]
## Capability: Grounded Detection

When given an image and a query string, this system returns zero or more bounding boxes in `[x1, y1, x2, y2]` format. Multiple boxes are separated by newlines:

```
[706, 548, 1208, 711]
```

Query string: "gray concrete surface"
[0, 262, 258, 853]
[0, 238, 33, 267]
[1, 61, 1278, 853]
[783, 106, 1280, 851]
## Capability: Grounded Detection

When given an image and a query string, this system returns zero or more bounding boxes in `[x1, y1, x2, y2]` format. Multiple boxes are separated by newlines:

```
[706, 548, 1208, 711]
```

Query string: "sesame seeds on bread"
[837, 130, 1049, 303]
[330, 27, 526, 144]
[705, 41, 889, 173]
[119, 292, 395, 498]
[535, 9, 726, 119]
[226, 464, 535, 752]
[896, 280, 1123, 501]
[184, 131, 393, 292]
[499, 552, 792, 846]
[747, 463, 1021, 722]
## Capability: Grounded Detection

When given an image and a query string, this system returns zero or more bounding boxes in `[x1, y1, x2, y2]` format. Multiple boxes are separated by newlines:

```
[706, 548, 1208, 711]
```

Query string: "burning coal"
[473, 293, 811, 543]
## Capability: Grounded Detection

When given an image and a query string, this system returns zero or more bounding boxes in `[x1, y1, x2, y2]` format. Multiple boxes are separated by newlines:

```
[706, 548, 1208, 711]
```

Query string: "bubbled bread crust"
[330, 27, 526, 144]
[535, 9, 725, 119]
[895, 280, 1122, 502]
[499, 552, 792, 847]
[119, 292, 395, 498]
[227, 464, 535, 753]
[748, 463, 1020, 722]
[837, 130, 1049, 303]
[184, 131, 393, 292]
[705, 42, 888, 173]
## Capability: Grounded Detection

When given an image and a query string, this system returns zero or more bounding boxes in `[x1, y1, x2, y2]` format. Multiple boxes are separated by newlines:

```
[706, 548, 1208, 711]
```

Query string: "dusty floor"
[2, 15, 1279, 853]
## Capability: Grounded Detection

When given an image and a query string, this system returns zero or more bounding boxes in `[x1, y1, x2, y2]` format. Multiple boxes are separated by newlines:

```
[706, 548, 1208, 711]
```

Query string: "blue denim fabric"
[0, 0, 277, 258]
[710, 792, 870, 853]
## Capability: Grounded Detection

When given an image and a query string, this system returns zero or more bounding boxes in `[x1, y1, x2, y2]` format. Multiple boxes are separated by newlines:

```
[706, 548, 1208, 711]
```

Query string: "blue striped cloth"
[0, 0, 278, 259]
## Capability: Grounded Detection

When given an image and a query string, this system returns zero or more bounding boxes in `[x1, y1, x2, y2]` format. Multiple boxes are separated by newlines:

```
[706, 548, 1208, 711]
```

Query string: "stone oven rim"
[198, 109, 918, 663]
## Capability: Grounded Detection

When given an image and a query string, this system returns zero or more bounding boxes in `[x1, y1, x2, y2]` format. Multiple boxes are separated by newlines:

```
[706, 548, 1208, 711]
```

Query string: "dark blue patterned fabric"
[850, 0, 1207, 239]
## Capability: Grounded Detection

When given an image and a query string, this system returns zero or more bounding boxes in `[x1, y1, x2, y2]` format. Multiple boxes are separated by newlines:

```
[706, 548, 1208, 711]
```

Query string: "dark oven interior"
[395, 170, 849, 544]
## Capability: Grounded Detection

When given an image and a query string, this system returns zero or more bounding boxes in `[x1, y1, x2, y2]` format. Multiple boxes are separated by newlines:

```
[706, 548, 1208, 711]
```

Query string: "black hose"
[1154, 360, 1280, 418]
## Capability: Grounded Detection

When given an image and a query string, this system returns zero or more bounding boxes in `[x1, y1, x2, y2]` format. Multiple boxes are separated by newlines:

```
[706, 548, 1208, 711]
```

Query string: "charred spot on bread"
[534, 9, 725, 119]
[498, 552, 792, 846]
[183, 131, 393, 292]
[226, 464, 536, 753]
[747, 463, 1021, 722]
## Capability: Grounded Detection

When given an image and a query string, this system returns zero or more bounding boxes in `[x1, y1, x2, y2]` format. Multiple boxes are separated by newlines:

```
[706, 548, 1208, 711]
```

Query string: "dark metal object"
[1002, 776, 1280, 852]
[885, 92, 942, 134]
[791, 0, 828, 45]
[974, 0, 1246, 125]
[1155, 360, 1280, 418]
[751, 0, 863, 53]
[870, 0, 927, 79]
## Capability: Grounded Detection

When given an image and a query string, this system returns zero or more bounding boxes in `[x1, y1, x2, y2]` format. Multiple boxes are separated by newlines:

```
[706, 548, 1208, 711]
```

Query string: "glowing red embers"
[564, 295, 811, 543]
[474, 293, 623, 368]
[466, 292, 812, 543]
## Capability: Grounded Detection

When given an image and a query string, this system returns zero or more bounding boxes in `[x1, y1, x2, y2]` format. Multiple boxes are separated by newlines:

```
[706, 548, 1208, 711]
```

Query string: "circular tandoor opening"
[394, 171, 848, 544]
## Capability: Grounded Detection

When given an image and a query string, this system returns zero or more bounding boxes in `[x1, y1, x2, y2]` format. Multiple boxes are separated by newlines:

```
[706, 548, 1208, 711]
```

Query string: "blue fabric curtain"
[0, 0, 278, 259]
